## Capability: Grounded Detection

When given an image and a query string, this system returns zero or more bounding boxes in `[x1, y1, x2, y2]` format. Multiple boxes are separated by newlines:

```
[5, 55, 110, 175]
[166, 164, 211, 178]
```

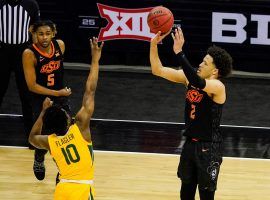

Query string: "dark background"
[35, 0, 270, 72]
[1, 70, 270, 127]
[1, 0, 270, 159]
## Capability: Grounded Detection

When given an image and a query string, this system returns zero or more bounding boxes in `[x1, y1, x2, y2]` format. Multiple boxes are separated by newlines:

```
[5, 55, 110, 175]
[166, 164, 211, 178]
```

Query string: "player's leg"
[13, 45, 33, 143]
[180, 182, 197, 200]
[196, 142, 223, 200]
[31, 96, 47, 180]
[177, 139, 198, 200]
[198, 189, 215, 200]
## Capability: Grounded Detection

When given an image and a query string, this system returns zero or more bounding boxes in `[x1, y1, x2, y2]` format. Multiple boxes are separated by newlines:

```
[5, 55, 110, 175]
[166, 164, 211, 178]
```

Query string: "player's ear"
[52, 24, 57, 38]
[32, 32, 38, 44]
[213, 68, 219, 76]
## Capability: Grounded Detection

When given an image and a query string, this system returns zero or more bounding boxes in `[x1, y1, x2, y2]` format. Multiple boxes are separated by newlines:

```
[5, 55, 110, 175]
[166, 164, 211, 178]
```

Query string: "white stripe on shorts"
[60, 179, 94, 185]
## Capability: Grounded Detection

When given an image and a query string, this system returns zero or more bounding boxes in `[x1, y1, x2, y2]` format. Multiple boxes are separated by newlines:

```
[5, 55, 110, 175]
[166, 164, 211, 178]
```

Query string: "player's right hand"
[42, 97, 53, 110]
[58, 87, 72, 96]
[151, 30, 171, 45]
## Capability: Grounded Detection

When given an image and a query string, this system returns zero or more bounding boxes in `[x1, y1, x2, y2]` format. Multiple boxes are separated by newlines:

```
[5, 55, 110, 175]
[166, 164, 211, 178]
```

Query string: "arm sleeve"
[176, 51, 206, 89]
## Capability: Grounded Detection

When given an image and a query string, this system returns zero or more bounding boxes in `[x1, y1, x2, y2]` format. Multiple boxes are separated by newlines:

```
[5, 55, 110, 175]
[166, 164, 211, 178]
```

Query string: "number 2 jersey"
[30, 39, 64, 90]
[48, 124, 94, 180]
[183, 84, 224, 142]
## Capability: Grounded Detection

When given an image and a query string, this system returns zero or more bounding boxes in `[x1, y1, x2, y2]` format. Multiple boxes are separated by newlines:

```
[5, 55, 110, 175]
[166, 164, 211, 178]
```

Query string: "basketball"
[147, 6, 174, 34]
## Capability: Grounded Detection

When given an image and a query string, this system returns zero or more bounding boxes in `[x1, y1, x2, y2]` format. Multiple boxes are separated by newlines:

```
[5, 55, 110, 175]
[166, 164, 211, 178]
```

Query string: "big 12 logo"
[97, 3, 155, 42]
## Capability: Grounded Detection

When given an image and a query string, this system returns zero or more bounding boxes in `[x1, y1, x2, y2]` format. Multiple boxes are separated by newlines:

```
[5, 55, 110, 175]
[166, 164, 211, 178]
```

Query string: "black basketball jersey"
[183, 84, 223, 142]
[30, 39, 64, 90]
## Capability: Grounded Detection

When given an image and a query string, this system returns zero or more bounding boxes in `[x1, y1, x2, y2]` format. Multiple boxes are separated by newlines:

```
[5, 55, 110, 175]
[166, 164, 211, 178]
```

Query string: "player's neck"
[36, 42, 52, 54]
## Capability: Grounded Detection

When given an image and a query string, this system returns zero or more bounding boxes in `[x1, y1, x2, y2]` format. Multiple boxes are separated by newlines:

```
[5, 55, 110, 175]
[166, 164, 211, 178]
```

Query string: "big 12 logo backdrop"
[97, 3, 155, 42]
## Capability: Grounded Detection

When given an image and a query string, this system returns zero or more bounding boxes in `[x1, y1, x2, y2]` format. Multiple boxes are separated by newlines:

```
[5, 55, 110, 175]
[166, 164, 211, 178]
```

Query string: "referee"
[0, 0, 40, 145]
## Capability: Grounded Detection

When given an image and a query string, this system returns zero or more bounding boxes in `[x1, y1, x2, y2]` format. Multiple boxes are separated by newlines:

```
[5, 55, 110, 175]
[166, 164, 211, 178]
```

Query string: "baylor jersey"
[30, 39, 64, 90]
[48, 124, 94, 180]
[183, 84, 223, 142]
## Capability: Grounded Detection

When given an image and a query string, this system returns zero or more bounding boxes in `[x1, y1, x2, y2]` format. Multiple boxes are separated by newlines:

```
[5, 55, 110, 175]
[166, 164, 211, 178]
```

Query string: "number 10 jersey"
[48, 124, 94, 181]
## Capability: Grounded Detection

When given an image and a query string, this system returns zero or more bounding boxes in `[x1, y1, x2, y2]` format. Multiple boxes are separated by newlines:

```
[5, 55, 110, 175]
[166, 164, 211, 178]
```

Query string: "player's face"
[36, 26, 54, 48]
[197, 55, 217, 79]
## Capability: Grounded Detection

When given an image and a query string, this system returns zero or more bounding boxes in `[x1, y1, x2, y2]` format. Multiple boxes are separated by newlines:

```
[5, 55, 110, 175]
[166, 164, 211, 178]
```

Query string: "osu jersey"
[48, 124, 94, 181]
[183, 84, 223, 142]
[30, 39, 64, 90]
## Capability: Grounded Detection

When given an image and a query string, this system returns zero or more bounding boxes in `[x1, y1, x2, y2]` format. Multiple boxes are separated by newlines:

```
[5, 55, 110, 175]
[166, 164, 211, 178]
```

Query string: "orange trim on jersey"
[32, 41, 55, 58]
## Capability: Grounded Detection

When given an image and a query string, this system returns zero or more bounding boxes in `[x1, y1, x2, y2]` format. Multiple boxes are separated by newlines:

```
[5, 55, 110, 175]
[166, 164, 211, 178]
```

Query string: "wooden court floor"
[0, 147, 270, 200]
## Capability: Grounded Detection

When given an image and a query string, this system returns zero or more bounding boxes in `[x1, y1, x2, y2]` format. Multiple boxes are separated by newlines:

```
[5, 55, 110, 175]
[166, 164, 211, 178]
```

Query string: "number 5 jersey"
[30, 39, 64, 90]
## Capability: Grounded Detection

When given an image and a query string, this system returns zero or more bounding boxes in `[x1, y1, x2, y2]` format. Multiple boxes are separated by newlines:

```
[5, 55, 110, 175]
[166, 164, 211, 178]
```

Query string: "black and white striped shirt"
[0, 0, 39, 45]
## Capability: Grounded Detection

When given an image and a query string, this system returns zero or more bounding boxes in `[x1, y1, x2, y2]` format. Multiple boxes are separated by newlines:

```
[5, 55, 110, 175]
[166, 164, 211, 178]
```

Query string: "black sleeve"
[177, 51, 206, 89]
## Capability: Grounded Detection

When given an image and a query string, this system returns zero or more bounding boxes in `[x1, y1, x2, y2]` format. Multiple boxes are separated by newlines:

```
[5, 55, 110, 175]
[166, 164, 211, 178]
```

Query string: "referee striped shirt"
[0, 0, 39, 45]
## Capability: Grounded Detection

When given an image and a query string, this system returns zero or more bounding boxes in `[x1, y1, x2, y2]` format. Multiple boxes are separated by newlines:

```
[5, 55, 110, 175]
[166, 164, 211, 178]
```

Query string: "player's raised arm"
[28, 97, 53, 150]
[172, 27, 207, 89]
[150, 31, 187, 85]
[75, 37, 104, 142]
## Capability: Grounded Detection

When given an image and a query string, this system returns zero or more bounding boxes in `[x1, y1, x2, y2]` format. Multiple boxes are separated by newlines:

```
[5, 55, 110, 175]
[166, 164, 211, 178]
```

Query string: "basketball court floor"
[0, 69, 270, 199]
[0, 116, 270, 200]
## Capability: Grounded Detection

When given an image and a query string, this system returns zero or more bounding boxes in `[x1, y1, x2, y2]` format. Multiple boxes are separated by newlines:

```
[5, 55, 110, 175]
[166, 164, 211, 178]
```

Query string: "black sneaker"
[33, 150, 45, 180]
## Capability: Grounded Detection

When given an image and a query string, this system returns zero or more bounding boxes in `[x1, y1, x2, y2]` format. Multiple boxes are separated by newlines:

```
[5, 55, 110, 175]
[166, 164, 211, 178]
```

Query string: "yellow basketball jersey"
[48, 124, 94, 180]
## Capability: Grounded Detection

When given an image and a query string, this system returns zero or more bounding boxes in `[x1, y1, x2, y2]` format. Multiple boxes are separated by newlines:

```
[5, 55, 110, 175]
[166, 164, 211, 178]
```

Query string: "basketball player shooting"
[150, 27, 233, 200]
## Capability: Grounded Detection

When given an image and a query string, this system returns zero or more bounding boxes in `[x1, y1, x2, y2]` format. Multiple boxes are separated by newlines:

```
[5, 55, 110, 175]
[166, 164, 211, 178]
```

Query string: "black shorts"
[177, 139, 223, 191]
[31, 95, 71, 120]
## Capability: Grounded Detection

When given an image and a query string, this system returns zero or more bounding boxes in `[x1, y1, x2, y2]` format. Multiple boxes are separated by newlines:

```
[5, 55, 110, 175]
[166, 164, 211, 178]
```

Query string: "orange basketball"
[147, 6, 174, 34]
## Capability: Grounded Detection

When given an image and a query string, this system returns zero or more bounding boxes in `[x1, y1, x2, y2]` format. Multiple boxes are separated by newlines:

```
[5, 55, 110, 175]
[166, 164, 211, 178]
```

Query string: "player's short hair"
[33, 20, 56, 33]
[43, 105, 68, 136]
[207, 46, 233, 78]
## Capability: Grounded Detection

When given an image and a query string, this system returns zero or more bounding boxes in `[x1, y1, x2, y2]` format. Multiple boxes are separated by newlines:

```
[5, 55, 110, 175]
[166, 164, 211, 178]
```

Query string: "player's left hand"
[171, 27, 185, 54]
[90, 37, 104, 63]
[42, 97, 53, 111]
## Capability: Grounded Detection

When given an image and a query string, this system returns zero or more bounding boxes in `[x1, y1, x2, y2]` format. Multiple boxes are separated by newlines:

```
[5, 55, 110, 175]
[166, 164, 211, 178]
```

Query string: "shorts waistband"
[186, 137, 199, 142]
[186, 137, 222, 143]
[60, 179, 94, 185]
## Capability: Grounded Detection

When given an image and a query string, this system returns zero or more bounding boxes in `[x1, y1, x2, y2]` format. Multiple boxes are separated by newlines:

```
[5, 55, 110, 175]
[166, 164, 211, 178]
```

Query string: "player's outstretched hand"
[171, 27, 185, 54]
[90, 37, 104, 63]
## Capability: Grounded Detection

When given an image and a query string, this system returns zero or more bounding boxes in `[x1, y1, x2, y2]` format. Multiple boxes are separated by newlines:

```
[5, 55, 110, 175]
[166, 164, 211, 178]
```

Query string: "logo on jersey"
[55, 51, 60, 57]
[97, 3, 155, 41]
[39, 56, 45, 62]
[40, 61, 61, 73]
[207, 161, 220, 180]
[186, 89, 204, 103]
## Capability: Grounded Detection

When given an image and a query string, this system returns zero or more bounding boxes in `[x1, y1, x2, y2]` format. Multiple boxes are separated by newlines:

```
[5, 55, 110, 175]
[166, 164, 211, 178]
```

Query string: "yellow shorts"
[54, 182, 95, 200]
